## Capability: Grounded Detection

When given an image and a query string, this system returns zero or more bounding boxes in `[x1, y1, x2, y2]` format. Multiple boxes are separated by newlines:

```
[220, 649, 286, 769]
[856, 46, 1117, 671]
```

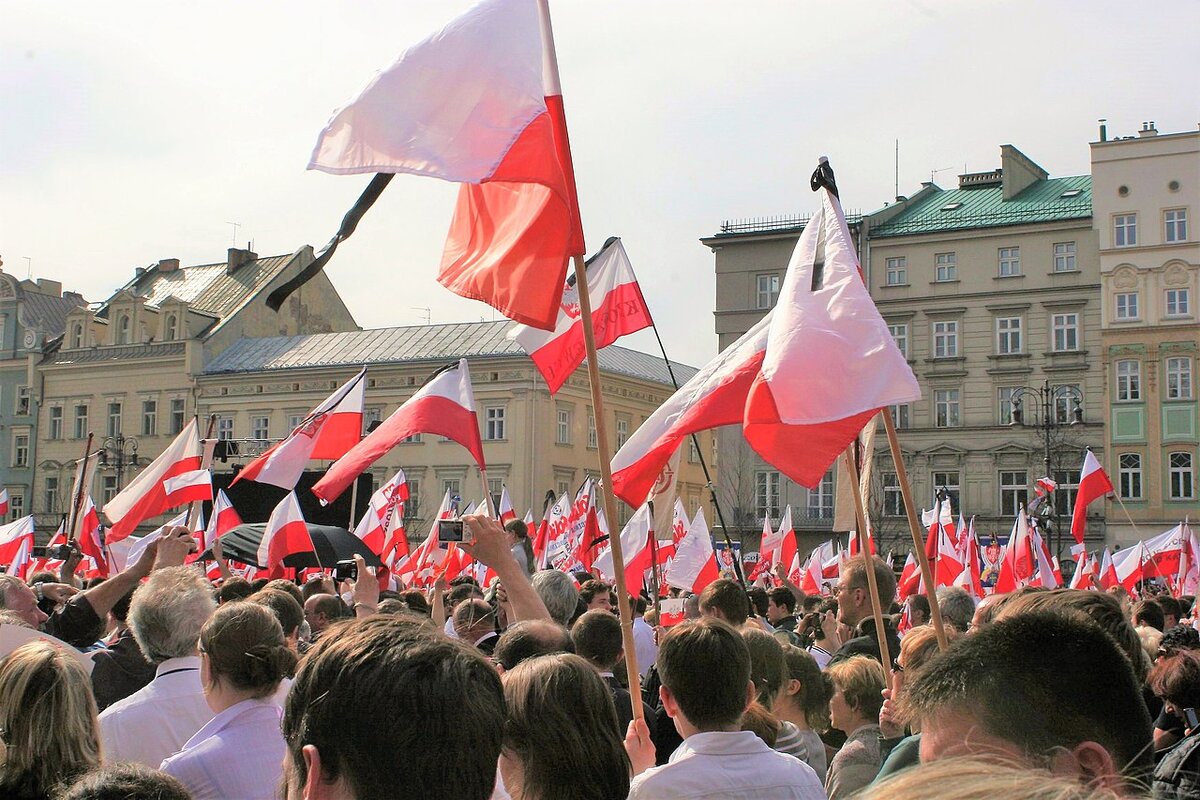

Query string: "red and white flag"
[538, 491, 571, 570]
[498, 486, 517, 524]
[314, 360, 484, 504]
[104, 418, 203, 543]
[398, 490, 456, 583]
[0, 516, 35, 569]
[897, 552, 920, 600]
[353, 470, 409, 561]
[0, 488, 9, 519]
[202, 490, 244, 553]
[309, 0, 584, 331]
[234, 368, 366, 490]
[1104, 544, 1144, 591]
[258, 493, 315, 575]
[800, 540, 838, 595]
[162, 469, 213, 507]
[76, 496, 107, 577]
[1071, 450, 1114, 546]
[1031, 530, 1059, 589]
[953, 533, 984, 599]
[749, 514, 777, 581]
[1069, 551, 1092, 590]
[611, 185, 918, 505]
[994, 510, 1034, 594]
[1142, 524, 1186, 580]
[593, 503, 654, 590]
[1179, 522, 1199, 595]
[508, 237, 652, 392]
[665, 507, 719, 594]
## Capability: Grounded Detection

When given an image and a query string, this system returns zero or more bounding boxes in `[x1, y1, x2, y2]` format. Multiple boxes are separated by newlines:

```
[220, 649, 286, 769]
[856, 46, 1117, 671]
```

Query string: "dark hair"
[1160, 625, 1200, 657]
[746, 586, 769, 617]
[1157, 596, 1182, 622]
[1133, 599, 1165, 632]
[249, 588, 305, 639]
[283, 616, 505, 800]
[742, 627, 786, 705]
[903, 610, 1153, 784]
[801, 595, 823, 614]
[906, 593, 930, 618]
[200, 601, 296, 695]
[503, 654, 629, 800]
[578, 580, 612, 605]
[301, 577, 331, 603]
[1148, 650, 1200, 712]
[698, 579, 750, 626]
[249, 578, 269, 593]
[58, 762, 192, 800]
[452, 598, 496, 639]
[571, 609, 623, 670]
[398, 589, 431, 616]
[740, 699, 780, 747]
[308, 594, 344, 621]
[782, 645, 832, 730]
[110, 587, 137, 624]
[216, 577, 254, 604]
[264, 578, 304, 608]
[767, 587, 796, 614]
[658, 618, 750, 730]
[506, 519, 536, 570]
[448, 583, 484, 607]
[450, 575, 480, 588]
[495, 620, 574, 671]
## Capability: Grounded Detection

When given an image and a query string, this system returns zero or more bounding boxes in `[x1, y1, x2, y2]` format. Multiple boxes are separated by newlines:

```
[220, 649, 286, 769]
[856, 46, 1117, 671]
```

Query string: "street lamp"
[99, 434, 139, 491]
[1008, 379, 1084, 556]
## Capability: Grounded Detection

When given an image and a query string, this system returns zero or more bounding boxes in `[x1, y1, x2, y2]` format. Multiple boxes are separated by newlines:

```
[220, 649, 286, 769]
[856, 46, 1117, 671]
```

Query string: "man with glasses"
[828, 555, 899, 667]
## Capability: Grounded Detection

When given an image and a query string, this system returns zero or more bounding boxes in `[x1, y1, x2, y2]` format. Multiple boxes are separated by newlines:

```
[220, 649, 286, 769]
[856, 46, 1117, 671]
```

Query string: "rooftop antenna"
[410, 306, 431, 325]
[23, 256, 32, 279]
[930, 166, 954, 183]
[226, 222, 241, 245]
[894, 139, 899, 199]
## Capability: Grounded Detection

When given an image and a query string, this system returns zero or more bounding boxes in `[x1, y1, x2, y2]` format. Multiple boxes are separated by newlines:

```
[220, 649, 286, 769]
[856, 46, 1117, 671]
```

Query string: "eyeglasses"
[832, 584, 861, 596]
[890, 658, 904, 673]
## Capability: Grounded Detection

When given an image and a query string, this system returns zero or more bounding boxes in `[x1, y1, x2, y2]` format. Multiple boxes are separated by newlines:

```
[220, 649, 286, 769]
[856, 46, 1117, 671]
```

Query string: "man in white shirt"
[632, 596, 658, 678]
[628, 617, 826, 800]
[100, 560, 217, 767]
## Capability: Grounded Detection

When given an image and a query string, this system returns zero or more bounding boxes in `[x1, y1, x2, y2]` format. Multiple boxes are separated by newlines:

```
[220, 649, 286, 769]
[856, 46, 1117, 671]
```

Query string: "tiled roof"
[868, 175, 1092, 238]
[103, 254, 294, 319]
[48, 341, 187, 366]
[203, 322, 698, 387]
[20, 291, 87, 337]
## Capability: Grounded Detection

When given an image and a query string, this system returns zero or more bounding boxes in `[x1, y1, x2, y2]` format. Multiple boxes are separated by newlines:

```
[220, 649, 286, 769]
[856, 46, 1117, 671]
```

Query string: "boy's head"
[657, 617, 752, 732]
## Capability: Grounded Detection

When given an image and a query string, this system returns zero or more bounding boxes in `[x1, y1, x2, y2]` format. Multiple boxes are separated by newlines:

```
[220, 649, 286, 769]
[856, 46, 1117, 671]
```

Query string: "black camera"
[437, 519, 465, 543]
[333, 559, 358, 582]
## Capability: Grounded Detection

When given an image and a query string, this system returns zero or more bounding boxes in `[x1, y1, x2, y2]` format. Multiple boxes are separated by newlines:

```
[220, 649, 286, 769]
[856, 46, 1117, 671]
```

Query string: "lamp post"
[1008, 379, 1084, 557]
[99, 434, 139, 491]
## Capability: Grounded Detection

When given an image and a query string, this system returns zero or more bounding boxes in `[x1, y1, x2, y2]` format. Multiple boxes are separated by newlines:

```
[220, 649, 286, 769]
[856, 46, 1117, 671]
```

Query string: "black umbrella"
[200, 523, 383, 570]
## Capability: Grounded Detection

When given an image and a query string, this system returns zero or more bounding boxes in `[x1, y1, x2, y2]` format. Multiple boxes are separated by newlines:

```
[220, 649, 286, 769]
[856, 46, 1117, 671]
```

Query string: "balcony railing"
[718, 211, 863, 235]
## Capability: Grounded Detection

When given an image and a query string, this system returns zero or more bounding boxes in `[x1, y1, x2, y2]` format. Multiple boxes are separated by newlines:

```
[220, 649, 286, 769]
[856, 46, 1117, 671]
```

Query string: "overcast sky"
[2, 0, 1196, 369]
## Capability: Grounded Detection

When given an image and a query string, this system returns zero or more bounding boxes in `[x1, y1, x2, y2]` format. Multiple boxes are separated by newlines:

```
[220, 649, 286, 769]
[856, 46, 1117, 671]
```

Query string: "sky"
[2, 0, 1197, 370]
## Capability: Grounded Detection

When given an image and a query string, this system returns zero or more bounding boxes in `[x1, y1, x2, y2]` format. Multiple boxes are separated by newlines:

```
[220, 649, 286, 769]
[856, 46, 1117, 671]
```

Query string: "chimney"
[227, 247, 257, 274]
[158, 258, 180, 273]
[1138, 121, 1158, 137]
[34, 278, 62, 297]
[1098, 119, 1107, 142]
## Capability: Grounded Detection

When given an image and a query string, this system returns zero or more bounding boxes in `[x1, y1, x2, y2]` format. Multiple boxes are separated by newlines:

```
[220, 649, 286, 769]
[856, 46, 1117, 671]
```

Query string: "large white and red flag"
[306, 0, 584, 330]
[611, 183, 919, 506]
[508, 237, 652, 392]
[665, 507, 719, 594]
[593, 503, 653, 591]
[897, 552, 921, 600]
[258, 493, 315, 575]
[234, 368, 366, 490]
[0, 516, 35, 569]
[314, 360, 485, 504]
[104, 418, 203, 543]
[1142, 524, 1186, 581]
[162, 469, 213, 507]
[994, 510, 1034, 594]
[1071, 450, 1114, 546]
[1103, 544, 1144, 591]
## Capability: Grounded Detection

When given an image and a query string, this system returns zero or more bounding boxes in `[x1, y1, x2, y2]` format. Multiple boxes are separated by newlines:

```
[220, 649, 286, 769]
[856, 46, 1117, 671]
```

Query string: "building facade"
[1091, 124, 1200, 543]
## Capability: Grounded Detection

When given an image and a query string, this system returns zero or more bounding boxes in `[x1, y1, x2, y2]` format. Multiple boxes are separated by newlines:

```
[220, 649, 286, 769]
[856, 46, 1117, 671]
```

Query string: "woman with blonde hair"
[0, 640, 101, 799]
[825, 655, 887, 800]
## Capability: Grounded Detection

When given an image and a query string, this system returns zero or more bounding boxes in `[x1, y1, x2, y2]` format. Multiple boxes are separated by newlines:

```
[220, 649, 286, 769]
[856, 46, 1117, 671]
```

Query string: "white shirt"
[633, 616, 658, 677]
[160, 698, 286, 800]
[628, 730, 827, 800]
[99, 656, 214, 768]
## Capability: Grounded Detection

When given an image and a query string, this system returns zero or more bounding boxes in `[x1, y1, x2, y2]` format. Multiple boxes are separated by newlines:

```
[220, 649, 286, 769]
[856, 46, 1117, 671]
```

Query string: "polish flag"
[76, 496, 107, 577]
[800, 541, 838, 595]
[314, 360, 485, 504]
[1032, 530, 1059, 589]
[0, 516, 35, 567]
[665, 507, 719, 594]
[611, 184, 919, 506]
[29, 522, 66, 576]
[994, 510, 1034, 594]
[308, 0, 584, 331]
[104, 418, 203, 542]
[5, 537, 32, 580]
[897, 553, 921, 600]
[848, 527, 877, 556]
[163, 469, 214, 506]
[1106, 544, 1144, 591]
[234, 368, 366, 490]
[207, 490, 245, 544]
[538, 492, 571, 570]
[498, 487, 517, 524]
[770, 506, 798, 582]
[953, 534, 984, 599]
[1179, 522, 1199, 595]
[509, 237, 652, 392]
[1071, 450, 1114, 546]
[593, 503, 654, 591]
[257, 493, 315, 574]
[353, 470, 409, 556]
[0, 489, 8, 518]
[1097, 548, 1118, 590]
[749, 515, 776, 581]
[523, 508, 534, 525]
[398, 490, 456, 582]
[1069, 551, 1092, 590]
[670, 499, 690, 547]
[1142, 524, 1186, 580]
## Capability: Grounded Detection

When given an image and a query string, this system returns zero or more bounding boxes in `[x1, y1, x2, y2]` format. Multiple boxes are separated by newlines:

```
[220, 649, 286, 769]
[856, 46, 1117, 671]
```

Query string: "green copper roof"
[868, 175, 1091, 238]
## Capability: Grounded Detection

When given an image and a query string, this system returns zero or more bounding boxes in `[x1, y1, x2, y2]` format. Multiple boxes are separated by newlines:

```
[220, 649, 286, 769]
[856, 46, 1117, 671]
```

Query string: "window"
[106, 402, 122, 437]
[932, 471, 960, 515]
[1167, 357, 1193, 400]
[934, 389, 961, 428]
[935, 252, 957, 282]
[888, 404, 911, 429]
[1170, 452, 1195, 500]
[1119, 454, 1142, 500]
[6, 490, 23, 522]
[882, 472, 904, 516]
[442, 479, 461, 499]
[101, 476, 119, 505]
[484, 406, 506, 441]
[998, 387, 1019, 426]
[1053, 384, 1082, 424]
[252, 415, 270, 440]
[11, 433, 29, 467]
[616, 416, 630, 448]
[15, 386, 30, 416]
[169, 399, 186, 434]
[1053, 469, 1081, 518]
[1114, 214, 1137, 247]
[688, 438, 700, 463]
[48, 406, 63, 440]
[998, 247, 1021, 277]
[1115, 292, 1139, 320]
[1052, 313, 1079, 352]
[756, 274, 780, 309]
[1165, 209, 1188, 243]
[755, 470, 781, 522]
[404, 479, 420, 520]
[363, 407, 382, 430]
[44, 476, 59, 514]
[164, 314, 178, 341]
[141, 400, 157, 436]
[586, 409, 597, 450]
[885, 257, 907, 286]
[888, 324, 909, 358]
[808, 470, 834, 519]
[70, 322, 83, 349]
[1166, 289, 1191, 317]
[1116, 360, 1141, 401]
[999, 471, 1029, 516]
[74, 404, 89, 440]
[1053, 242, 1077, 272]
[216, 416, 234, 440]
[556, 408, 572, 445]
[996, 317, 1022, 354]
[401, 433, 423, 444]
[932, 320, 958, 358]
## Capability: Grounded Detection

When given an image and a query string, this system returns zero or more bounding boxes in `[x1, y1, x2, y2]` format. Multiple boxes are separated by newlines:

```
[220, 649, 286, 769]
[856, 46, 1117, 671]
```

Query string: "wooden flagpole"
[65, 433, 94, 545]
[842, 446, 892, 667]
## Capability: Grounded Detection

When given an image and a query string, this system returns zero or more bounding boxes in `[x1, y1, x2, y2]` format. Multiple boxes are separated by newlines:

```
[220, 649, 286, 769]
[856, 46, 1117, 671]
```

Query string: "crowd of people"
[0, 515, 1198, 799]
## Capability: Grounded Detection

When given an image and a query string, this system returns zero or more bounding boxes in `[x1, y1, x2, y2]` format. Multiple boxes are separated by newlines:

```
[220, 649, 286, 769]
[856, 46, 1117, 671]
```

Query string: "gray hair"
[531, 570, 579, 626]
[129, 566, 216, 663]
[0, 575, 26, 608]
[935, 586, 977, 633]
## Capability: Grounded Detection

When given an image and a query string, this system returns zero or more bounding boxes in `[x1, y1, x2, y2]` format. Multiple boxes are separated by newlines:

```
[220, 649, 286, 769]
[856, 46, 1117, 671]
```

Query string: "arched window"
[117, 314, 131, 345]
[70, 322, 83, 349]
[164, 314, 177, 341]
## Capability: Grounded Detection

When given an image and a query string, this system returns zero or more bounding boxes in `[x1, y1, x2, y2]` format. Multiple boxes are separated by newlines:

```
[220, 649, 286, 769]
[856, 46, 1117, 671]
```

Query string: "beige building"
[1091, 123, 1200, 543]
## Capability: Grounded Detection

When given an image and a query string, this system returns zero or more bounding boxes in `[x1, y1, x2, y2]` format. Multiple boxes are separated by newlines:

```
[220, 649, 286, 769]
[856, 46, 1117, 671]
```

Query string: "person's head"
[904, 611, 1153, 791]
[494, 620, 574, 672]
[265, 578, 306, 608]
[250, 588, 305, 646]
[1137, 625, 1164, 662]
[835, 555, 897, 628]
[109, 587, 137, 627]
[501, 654, 629, 800]
[741, 627, 786, 706]
[1157, 596, 1182, 630]
[1148, 649, 1200, 728]
[571, 609, 623, 671]
[504, 519, 528, 544]
[58, 762, 192, 800]
[0, 574, 49, 628]
[657, 618, 753, 733]
[1132, 599, 1165, 632]
[447, 582, 484, 608]
[1158, 624, 1200, 659]
[766, 587, 796, 624]
[801, 594, 823, 614]
[890, 624, 958, 729]
[216, 577, 255, 604]
[282, 616, 505, 800]
[199, 600, 297, 701]
[826, 655, 886, 735]
[531, 570, 579, 626]
[578, 580, 613, 612]
[397, 589, 431, 616]
[301, 575, 334, 603]
[303, 593, 343, 635]
[452, 598, 497, 644]
[935, 586, 976, 632]
[777, 645, 832, 731]
[854, 756, 1127, 800]
[698, 578, 749, 627]
[0, 641, 100, 796]
[970, 593, 1004, 633]
[745, 586, 769, 618]
[129, 565, 216, 664]
[905, 594, 930, 627]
